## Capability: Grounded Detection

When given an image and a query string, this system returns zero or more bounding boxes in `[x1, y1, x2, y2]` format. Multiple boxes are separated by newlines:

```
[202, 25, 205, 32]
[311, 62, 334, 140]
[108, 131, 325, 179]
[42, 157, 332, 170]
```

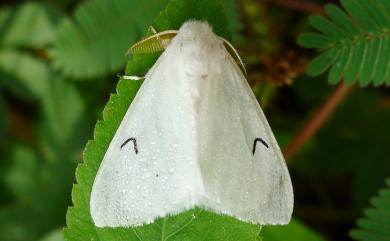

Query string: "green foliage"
[262, 219, 327, 241]
[0, 2, 88, 241]
[0, 74, 85, 241]
[153, 0, 231, 39]
[0, 50, 52, 99]
[0, 144, 76, 241]
[51, 0, 169, 79]
[297, 0, 390, 86]
[0, 2, 63, 48]
[2, 0, 390, 240]
[222, 0, 242, 43]
[291, 84, 390, 212]
[40, 76, 85, 146]
[38, 229, 63, 241]
[0, 97, 7, 140]
[0, 86, 85, 241]
[350, 179, 390, 241]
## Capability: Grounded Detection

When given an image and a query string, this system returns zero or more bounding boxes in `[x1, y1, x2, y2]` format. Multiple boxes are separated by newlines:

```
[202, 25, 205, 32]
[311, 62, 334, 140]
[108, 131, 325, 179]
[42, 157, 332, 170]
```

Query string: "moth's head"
[128, 20, 246, 76]
[178, 21, 215, 40]
[172, 20, 225, 59]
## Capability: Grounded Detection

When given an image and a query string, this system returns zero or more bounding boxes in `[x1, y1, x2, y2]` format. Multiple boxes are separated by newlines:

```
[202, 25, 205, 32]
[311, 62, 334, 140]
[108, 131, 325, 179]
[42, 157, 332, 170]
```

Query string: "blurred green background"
[0, 0, 389, 241]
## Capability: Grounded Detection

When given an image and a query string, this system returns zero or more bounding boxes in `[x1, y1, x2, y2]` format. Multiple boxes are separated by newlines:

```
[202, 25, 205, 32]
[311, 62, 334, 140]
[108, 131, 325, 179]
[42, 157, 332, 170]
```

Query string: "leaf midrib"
[323, 27, 389, 51]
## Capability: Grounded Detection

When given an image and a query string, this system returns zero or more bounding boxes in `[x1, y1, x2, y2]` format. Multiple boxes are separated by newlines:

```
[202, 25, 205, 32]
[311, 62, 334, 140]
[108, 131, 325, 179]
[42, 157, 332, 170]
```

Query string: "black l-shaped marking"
[252, 138, 269, 154]
[120, 138, 138, 154]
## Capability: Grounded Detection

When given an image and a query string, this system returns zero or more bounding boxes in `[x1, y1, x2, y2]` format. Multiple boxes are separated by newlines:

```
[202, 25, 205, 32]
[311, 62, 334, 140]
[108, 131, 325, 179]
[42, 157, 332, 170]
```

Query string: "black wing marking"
[252, 138, 269, 154]
[120, 138, 138, 154]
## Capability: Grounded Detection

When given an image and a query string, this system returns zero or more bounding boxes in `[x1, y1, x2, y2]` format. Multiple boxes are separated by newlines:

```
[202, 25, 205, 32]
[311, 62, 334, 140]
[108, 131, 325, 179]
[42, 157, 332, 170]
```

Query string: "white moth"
[90, 21, 293, 227]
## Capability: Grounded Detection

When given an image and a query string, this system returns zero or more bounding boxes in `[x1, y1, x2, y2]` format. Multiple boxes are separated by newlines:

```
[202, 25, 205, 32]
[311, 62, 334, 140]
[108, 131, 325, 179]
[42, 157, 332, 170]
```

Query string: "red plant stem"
[283, 84, 352, 161]
[267, 0, 325, 15]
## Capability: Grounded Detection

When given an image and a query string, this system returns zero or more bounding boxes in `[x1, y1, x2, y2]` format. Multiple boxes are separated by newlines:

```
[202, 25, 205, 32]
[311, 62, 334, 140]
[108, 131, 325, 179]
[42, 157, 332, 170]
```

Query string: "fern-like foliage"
[50, 0, 169, 79]
[297, 0, 390, 86]
[350, 179, 390, 241]
[0, 2, 63, 48]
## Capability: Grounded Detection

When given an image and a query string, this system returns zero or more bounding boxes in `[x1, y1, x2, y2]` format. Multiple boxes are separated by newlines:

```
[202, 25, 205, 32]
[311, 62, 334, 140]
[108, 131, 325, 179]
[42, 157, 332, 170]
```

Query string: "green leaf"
[0, 49, 51, 99]
[39, 229, 64, 241]
[350, 179, 390, 241]
[0, 49, 85, 146]
[0, 144, 76, 241]
[373, 34, 390, 86]
[0, 76, 86, 241]
[3, 146, 40, 202]
[297, 0, 390, 86]
[0, 2, 63, 48]
[64, 1, 261, 240]
[221, 0, 242, 43]
[51, 0, 169, 79]
[40, 76, 85, 146]
[327, 44, 351, 85]
[343, 40, 365, 85]
[306, 48, 338, 76]
[297, 32, 332, 49]
[153, 0, 230, 39]
[261, 219, 327, 241]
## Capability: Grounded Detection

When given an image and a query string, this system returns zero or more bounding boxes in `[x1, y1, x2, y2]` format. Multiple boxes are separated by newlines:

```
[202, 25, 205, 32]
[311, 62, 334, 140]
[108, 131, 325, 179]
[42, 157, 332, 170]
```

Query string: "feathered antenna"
[127, 30, 178, 55]
[126, 28, 247, 76]
[219, 37, 247, 76]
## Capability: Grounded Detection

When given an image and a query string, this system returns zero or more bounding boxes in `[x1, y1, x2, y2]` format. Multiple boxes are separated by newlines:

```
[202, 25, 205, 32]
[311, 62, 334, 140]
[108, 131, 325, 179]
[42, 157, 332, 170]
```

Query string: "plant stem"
[283, 84, 352, 161]
[267, 0, 324, 15]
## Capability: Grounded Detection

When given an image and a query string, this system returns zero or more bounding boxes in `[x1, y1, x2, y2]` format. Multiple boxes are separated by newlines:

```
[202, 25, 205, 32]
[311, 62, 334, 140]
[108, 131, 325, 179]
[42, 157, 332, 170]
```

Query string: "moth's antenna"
[219, 37, 247, 77]
[127, 30, 178, 55]
[127, 29, 246, 76]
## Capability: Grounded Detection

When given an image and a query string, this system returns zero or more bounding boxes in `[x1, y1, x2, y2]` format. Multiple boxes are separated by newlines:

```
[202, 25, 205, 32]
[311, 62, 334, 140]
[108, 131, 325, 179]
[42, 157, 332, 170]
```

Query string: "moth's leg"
[117, 73, 145, 80]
